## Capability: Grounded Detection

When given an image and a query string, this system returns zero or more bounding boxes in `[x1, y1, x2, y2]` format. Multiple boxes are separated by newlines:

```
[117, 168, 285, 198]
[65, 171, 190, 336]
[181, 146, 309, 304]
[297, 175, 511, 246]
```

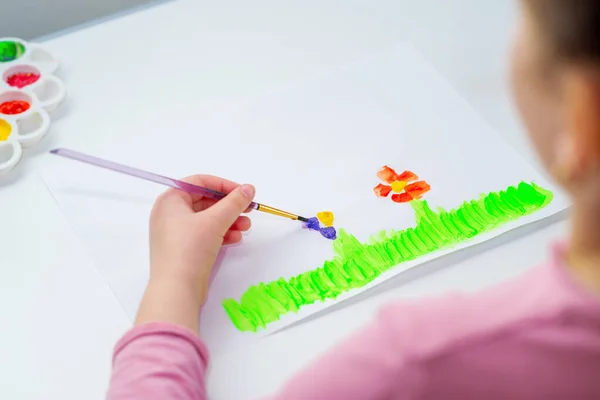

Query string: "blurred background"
[0, 0, 157, 39]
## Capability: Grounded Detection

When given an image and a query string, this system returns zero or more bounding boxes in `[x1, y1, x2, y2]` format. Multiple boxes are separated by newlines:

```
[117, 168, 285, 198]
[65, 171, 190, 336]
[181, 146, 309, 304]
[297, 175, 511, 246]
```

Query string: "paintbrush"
[49, 148, 309, 223]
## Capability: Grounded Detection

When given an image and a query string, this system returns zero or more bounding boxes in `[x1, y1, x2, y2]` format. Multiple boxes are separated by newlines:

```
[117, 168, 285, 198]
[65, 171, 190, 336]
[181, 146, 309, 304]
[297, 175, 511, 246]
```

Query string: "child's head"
[511, 0, 600, 197]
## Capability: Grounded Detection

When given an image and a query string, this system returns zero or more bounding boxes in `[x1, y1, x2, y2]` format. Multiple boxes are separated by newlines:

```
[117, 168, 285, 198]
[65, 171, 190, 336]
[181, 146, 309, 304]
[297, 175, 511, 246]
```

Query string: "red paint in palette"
[6, 72, 40, 88]
[0, 100, 30, 115]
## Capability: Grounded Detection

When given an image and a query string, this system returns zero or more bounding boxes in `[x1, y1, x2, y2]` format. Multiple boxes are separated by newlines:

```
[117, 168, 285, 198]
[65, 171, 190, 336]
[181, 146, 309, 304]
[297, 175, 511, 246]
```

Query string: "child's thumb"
[207, 184, 256, 231]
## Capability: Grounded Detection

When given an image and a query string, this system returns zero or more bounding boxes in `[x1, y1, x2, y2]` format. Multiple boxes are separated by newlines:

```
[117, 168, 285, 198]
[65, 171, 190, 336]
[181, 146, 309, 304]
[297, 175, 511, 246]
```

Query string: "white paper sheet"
[42, 43, 569, 356]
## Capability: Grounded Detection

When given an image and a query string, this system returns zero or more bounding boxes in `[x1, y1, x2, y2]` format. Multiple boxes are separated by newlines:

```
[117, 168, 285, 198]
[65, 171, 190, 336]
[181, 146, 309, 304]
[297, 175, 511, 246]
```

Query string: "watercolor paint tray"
[0, 37, 66, 175]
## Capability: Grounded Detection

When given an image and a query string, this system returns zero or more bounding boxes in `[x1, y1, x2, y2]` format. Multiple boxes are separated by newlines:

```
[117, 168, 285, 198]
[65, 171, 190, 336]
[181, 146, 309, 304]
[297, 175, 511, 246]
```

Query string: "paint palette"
[0, 37, 66, 175]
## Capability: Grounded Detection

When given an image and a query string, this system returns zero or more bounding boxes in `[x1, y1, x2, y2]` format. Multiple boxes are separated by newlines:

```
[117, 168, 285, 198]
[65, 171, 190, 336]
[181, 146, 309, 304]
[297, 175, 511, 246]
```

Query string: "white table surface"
[0, 1, 567, 399]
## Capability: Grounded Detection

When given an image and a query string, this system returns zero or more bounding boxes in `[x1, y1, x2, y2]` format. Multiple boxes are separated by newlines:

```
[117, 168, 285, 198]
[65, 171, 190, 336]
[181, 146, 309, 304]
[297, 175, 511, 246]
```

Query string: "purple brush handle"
[50, 148, 260, 210]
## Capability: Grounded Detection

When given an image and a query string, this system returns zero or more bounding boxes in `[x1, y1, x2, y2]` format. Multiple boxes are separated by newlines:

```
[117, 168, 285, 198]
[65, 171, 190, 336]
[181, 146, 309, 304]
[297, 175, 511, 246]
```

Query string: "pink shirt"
[107, 244, 600, 399]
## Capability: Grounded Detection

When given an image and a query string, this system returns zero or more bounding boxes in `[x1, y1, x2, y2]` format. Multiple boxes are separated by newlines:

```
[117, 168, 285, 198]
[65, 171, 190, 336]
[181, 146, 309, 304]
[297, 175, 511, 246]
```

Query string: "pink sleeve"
[266, 303, 424, 400]
[106, 308, 423, 400]
[107, 323, 209, 400]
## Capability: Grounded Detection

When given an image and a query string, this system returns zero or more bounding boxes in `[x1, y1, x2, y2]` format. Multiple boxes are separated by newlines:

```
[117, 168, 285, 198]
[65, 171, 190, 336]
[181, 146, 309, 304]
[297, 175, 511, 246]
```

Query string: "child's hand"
[136, 175, 255, 332]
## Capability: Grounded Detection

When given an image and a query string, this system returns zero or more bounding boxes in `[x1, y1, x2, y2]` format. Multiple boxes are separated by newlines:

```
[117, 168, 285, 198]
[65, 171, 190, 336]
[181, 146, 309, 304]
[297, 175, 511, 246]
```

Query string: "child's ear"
[555, 67, 600, 185]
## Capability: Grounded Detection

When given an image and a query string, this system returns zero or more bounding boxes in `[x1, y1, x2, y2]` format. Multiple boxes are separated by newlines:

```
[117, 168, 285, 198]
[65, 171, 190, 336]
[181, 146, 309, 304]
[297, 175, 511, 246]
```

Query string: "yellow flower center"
[317, 211, 334, 227]
[391, 180, 407, 193]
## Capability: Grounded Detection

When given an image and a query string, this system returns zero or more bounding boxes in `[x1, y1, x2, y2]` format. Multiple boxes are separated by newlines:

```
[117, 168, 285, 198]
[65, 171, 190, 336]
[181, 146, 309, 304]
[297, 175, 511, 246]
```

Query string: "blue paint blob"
[320, 227, 337, 240]
[304, 217, 320, 231]
[303, 216, 337, 240]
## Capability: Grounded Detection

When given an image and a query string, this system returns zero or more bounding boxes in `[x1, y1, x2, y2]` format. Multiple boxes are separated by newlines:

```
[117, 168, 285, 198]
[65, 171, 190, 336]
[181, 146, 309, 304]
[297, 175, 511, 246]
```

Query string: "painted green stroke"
[223, 181, 554, 332]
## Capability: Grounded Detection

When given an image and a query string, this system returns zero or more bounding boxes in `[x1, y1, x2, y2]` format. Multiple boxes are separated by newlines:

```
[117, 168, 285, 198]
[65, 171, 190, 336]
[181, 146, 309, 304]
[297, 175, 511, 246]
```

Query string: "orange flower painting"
[373, 165, 431, 203]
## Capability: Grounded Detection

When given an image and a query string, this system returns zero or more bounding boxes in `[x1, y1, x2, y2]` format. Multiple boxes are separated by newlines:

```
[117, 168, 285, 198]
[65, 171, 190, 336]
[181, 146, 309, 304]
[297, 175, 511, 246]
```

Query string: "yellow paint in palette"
[0, 119, 11, 141]
[317, 211, 334, 227]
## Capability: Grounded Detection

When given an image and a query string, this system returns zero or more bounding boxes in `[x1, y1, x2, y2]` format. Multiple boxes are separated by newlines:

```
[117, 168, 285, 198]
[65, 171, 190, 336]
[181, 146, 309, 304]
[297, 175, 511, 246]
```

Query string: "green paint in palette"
[222, 181, 554, 332]
[0, 41, 25, 63]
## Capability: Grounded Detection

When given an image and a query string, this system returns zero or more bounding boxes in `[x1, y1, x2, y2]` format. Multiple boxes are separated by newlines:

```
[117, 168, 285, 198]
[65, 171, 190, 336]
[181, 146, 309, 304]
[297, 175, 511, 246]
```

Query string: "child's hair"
[528, 0, 600, 63]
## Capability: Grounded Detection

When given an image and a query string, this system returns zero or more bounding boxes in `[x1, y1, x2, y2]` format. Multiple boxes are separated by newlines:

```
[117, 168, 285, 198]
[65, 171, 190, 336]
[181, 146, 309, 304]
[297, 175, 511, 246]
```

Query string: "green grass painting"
[223, 181, 554, 332]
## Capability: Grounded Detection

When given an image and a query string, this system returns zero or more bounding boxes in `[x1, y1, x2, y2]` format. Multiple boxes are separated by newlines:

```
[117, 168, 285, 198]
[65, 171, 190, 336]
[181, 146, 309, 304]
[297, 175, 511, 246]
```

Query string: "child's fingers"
[204, 185, 256, 233]
[193, 197, 254, 214]
[230, 216, 252, 231]
[193, 198, 217, 212]
[157, 175, 241, 214]
[180, 175, 241, 203]
[222, 230, 243, 245]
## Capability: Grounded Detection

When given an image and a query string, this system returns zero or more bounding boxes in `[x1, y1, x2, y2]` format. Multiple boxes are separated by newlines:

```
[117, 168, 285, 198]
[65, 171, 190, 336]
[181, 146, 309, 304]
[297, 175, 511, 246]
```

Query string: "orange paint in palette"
[0, 119, 11, 141]
[0, 100, 30, 115]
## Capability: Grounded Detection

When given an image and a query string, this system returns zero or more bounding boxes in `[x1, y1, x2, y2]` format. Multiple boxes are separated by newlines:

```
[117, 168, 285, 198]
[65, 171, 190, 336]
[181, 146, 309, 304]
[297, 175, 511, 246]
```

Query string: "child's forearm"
[135, 278, 204, 334]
